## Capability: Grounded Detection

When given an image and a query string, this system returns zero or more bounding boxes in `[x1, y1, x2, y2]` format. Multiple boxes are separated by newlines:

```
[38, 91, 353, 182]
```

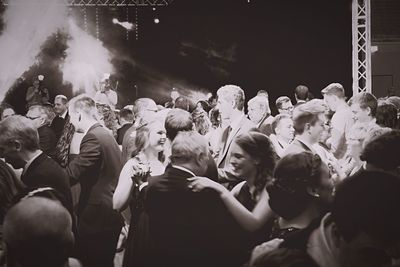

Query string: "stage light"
[154, 18, 160, 24]
[112, 18, 118, 24]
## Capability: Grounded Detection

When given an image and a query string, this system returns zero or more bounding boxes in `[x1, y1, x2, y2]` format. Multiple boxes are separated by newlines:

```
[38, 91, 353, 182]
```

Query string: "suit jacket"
[37, 125, 57, 159]
[282, 138, 315, 157]
[51, 113, 69, 141]
[217, 116, 255, 169]
[66, 123, 124, 234]
[116, 123, 133, 145]
[145, 165, 243, 267]
[22, 152, 73, 214]
[258, 114, 275, 136]
[217, 116, 255, 187]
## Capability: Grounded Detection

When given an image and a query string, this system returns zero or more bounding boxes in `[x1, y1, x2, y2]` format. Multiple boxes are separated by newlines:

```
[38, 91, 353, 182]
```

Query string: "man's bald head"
[3, 196, 74, 267]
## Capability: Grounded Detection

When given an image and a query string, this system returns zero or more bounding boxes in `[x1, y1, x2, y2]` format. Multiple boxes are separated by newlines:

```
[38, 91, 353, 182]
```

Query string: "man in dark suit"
[51, 95, 69, 142]
[283, 99, 327, 157]
[0, 115, 73, 214]
[216, 85, 255, 188]
[26, 104, 57, 159]
[116, 108, 134, 145]
[164, 108, 219, 181]
[66, 95, 124, 267]
[145, 131, 242, 267]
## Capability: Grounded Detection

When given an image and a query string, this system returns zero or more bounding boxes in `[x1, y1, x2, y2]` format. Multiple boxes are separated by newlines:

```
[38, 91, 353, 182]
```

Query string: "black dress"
[235, 183, 274, 262]
[122, 183, 150, 267]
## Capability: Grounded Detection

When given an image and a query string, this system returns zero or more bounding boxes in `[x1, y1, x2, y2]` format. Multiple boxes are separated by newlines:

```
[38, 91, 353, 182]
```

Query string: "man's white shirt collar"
[230, 114, 245, 132]
[59, 110, 68, 119]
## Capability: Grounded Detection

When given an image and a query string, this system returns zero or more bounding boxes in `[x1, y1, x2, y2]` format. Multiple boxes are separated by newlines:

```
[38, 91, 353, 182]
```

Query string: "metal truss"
[1, 0, 173, 6]
[352, 0, 372, 95]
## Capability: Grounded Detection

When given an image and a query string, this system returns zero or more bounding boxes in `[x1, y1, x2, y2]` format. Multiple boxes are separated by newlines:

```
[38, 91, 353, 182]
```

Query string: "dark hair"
[119, 108, 134, 123]
[276, 96, 291, 110]
[294, 85, 309, 101]
[192, 108, 211, 135]
[376, 103, 398, 129]
[209, 107, 221, 128]
[174, 96, 190, 111]
[196, 100, 211, 113]
[332, 171, 400, 246]
[165, 108, 193, 141]
[0, 103, 15, 120]
[360, 130, 400, 171]
[250, 247, 319, 267]
[234, 132, 277, 196]
[349, 92, 378, 117]
[267, 152, 324, 220]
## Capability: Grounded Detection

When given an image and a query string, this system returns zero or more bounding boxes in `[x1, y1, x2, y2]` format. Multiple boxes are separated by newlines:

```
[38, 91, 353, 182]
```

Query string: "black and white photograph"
[1, 0, 400, 266]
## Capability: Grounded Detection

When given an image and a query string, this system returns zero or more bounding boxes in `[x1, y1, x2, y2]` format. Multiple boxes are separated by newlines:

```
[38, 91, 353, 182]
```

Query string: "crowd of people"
[0, 80, 400, 267]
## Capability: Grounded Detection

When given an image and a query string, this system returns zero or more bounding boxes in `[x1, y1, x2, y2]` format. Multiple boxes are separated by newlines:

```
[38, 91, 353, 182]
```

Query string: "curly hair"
[267, 152, 324, 220]
[234, 132, 277, 197]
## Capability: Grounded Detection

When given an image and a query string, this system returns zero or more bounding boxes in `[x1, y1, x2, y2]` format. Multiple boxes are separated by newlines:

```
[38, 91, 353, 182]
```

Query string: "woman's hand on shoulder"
[188, 176, 226, 194]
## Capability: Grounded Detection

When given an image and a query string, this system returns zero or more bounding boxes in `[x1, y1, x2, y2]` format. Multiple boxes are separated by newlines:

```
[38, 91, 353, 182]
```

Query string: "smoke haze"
[61, 18, 114, 96]
[0, 0, 67, 101]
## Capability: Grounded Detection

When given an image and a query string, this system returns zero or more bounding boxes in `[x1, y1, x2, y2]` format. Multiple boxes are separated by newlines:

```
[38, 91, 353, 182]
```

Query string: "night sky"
[2, 0, 353, 112]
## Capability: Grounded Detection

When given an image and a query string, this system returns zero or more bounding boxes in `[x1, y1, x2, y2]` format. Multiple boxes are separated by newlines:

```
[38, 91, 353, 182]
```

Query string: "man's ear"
[304, 122, 311, 133]
[366, 107, 372, 116]
[196, 152, 208, 166]
[13, 140, 22, 152]
[306, 186, 320, 198]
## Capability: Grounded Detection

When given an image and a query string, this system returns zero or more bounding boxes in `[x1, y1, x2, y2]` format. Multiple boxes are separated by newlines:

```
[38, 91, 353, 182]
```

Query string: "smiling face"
[279, 101, 294, 115]
[351, 103, 371, 123]
[148, 121, 167, 152]
[229, 142, 258, 180]
[276, 117, 295, 142]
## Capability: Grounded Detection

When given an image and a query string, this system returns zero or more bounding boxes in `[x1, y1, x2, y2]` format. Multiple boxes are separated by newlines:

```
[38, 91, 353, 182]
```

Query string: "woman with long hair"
[189, 131, 277, 231]
[113, 118, 167, 267]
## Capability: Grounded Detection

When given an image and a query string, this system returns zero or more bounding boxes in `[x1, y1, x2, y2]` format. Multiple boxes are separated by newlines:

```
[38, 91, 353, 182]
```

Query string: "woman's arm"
[189, 177, 275, 232]
[113, 159, 135, 212]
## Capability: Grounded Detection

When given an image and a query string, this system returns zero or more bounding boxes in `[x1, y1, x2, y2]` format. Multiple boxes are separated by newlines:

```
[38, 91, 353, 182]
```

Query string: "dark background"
[2, 0, 353, 113]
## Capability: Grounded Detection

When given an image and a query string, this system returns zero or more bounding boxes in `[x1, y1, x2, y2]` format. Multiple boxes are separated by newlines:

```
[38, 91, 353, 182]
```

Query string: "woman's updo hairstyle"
[267, 152, 323, 220]
[234, 131, 277, 194]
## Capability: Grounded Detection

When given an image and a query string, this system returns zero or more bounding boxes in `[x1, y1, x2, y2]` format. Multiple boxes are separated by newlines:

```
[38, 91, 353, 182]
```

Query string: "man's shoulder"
[282, 141, 307, 157]
[27, 154, 65, 178]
